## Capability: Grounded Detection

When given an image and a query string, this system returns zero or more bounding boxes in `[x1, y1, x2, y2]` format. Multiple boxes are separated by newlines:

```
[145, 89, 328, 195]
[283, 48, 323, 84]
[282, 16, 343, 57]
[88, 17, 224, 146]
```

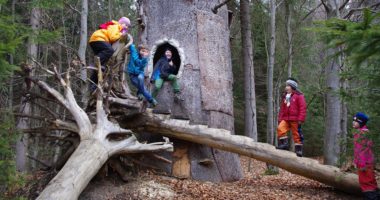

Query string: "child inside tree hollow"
[352, 112, 380, 200]
[150, 48, 183, 101]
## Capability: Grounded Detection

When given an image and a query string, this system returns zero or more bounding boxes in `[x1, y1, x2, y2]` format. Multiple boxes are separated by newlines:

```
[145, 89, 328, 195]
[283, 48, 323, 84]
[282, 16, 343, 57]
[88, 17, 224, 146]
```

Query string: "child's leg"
[136, 74, 154, 102]
[129, 74, 139, 89]
[289, 121, 302, 144]
[277, 120, 290, 139]
[358, 165, 378, 192]
[168, 74, 180, 93]
[89, 41, 114, 66]
[152, 78, 164, 98]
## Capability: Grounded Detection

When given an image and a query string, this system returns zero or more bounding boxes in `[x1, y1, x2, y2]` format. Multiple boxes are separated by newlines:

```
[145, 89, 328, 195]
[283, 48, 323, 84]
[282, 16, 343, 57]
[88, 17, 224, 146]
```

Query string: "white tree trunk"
[37, 140, 109, 200]
[323, 0, 343, 166]
[286, 0, 293, 77]
[16, 7, 41, 172]
[240, 0, 258, 141]
[79, 0, 88, 105]
[267, 0, 276, 146]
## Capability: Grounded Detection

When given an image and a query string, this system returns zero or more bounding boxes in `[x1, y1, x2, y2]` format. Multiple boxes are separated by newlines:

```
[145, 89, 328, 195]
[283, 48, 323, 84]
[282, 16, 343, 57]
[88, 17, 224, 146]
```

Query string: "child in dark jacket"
[352, 112, 379, 200]
[276, 78, 307, 157]
[151, 48, 182, 101]
[127, 44, 157, 106]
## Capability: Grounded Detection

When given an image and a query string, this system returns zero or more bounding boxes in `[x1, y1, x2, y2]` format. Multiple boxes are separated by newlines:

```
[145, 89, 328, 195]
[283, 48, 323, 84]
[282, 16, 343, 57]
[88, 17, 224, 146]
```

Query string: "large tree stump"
[138, 0, 243, 182]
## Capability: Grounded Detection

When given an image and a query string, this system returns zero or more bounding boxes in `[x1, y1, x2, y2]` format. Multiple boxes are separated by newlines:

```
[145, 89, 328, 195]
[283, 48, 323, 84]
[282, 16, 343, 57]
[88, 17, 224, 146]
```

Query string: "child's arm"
[160, 64, 170, 79]
[129, 44, 139, 62]
[129, 44, 148, 72]
[298, 95, 307, 123]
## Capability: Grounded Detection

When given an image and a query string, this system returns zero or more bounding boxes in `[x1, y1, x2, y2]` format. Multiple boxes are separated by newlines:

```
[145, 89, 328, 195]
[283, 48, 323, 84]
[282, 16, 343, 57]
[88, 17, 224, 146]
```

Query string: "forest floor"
[15, 156, 376, 200]
[80, 156, 366, 200]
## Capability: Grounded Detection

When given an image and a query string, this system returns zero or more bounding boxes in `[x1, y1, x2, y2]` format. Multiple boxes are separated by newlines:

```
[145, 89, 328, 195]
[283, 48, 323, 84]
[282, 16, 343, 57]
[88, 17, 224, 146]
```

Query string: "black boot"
[295, 144, 303, 157]
[276, 137, 289, 150]
[363, 190, 379, 200]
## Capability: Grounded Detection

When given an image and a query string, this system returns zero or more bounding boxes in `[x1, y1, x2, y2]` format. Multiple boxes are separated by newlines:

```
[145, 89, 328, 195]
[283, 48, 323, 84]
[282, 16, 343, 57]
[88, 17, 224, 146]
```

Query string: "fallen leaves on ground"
[154, 156, 362, 200]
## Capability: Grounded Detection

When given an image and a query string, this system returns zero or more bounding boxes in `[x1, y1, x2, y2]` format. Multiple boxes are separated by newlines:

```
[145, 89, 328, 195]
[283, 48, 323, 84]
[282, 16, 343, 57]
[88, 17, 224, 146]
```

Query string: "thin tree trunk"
[240, 0, 258, 141]
[267, 0, 276, 146]
[323, 0, 343, 166]
[286, 0, 293, 77]
[16, 7, 40, 172]
[108, 0, 112, 21]
[79, 0, 88, 106]
[53, 45, 64, 164]
[8, 0, 16, 110]
[340, 57, 348, 161]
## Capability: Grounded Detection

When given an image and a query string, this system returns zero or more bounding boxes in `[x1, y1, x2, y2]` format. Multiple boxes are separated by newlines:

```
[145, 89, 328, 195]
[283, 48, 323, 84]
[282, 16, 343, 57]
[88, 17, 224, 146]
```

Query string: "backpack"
[99, 21, 115, 29]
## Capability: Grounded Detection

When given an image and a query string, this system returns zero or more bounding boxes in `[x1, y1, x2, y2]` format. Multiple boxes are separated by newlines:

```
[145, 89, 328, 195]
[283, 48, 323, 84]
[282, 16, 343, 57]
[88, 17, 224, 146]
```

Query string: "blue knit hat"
[353, 112, 369, 127]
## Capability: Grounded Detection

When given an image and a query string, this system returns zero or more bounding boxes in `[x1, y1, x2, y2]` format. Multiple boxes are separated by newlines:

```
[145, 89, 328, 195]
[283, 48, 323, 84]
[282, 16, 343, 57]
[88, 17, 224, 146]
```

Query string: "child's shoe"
[137, 94, 144, 101]
[150, 99, 158, 107]
[174, 92, 184, 102]
[276, 137, 289, 150]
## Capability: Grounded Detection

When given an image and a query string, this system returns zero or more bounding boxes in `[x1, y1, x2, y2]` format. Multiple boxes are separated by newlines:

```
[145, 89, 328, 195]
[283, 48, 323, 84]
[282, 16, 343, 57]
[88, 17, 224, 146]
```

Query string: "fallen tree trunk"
[34, 59, 173, 200]
[37, 140, 109, 199]
[126, 111, 365, 195]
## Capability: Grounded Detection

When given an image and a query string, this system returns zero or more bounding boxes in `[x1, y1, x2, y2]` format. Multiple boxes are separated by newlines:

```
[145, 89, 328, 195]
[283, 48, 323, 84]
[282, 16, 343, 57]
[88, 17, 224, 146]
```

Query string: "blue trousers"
[129, 73, 153, 102]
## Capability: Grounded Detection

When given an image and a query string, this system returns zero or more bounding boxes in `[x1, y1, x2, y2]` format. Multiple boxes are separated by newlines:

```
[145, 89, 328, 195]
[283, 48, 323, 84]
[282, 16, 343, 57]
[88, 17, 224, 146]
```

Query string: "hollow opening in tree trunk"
[148, 39, 185, 79]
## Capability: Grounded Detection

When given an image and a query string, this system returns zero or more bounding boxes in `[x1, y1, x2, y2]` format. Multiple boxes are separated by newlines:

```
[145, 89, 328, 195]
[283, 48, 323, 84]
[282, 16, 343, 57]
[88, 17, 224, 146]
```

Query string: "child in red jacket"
[276, 78, 307, 157]
[352, 112, 379, 200]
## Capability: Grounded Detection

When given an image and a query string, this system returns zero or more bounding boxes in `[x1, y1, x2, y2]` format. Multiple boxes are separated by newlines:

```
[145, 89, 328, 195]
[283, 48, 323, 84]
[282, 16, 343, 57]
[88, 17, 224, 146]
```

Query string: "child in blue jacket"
[126, 44, 157, 106]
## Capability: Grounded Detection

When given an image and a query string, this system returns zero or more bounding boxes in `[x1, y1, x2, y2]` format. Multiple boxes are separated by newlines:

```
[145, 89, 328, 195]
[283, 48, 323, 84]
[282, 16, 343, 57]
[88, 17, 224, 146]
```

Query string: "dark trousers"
[129, 73, 154, 103]
[89, 41, 114, 65]
[89, 41, 114, 91]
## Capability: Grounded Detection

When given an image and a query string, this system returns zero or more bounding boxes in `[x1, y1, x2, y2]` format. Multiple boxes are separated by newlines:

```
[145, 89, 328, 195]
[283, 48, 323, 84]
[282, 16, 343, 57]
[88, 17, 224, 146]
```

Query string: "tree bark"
[79, 0, 88, 106]
[323, 0, 343, 166]
[127, 112, 367, 195]
[285, 0, 293, 77]
[139, 0, 243, 182]
[240, 0, 258, 141]
[267, 0, 276, 146]
[37, 140, 109, 200]
[16, 6, 41, 172]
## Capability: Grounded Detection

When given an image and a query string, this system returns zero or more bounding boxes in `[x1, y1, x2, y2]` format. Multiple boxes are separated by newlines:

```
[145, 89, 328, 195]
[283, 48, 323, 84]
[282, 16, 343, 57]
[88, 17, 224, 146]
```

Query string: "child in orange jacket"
[89, 17, 130, 91]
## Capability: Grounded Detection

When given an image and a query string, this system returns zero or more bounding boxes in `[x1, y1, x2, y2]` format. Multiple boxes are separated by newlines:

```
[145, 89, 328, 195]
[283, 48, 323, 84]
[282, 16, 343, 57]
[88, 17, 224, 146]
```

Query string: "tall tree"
[240, 0, 258, 141]
[16, 6, 41, 172]
[267, 0, 276, 146]
[79, 0, 88, 105]
[285, 0, 293, 77]
[321, 0, 343, 166]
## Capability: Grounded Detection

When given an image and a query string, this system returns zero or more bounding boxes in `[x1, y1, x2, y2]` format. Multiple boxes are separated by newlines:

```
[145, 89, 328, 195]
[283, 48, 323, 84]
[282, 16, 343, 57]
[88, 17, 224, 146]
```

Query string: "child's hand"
[359, 167, 367, 172]
[142, 51, 149, 58]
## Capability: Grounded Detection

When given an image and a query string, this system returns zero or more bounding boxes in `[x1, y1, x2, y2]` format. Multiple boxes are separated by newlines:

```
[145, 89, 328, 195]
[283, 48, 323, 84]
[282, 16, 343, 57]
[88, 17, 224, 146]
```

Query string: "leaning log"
[126, 111, 366, 195]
